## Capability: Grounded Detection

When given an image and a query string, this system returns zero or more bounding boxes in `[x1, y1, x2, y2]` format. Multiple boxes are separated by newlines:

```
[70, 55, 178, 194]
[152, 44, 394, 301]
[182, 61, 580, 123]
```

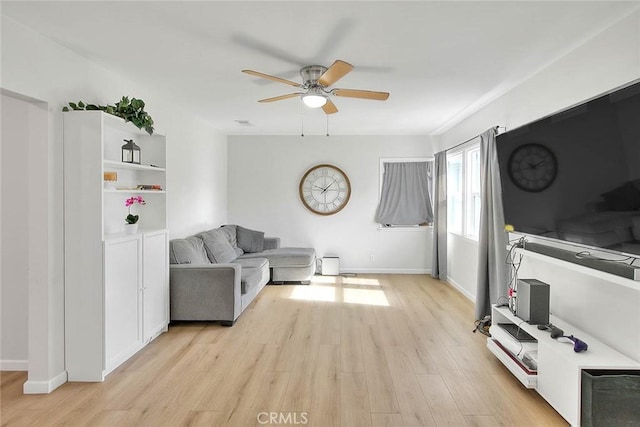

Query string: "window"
[376, 158, 434, 228]
[447, 142, 481, 240]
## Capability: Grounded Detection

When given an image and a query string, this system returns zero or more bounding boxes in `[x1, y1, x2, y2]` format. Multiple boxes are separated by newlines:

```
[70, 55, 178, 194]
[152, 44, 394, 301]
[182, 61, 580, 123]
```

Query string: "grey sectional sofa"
[169, 225, 316, 325]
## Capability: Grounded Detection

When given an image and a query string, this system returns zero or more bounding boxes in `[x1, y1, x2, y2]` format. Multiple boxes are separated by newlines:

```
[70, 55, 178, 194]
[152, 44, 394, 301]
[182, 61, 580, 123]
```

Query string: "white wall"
[228, 135, 435, 273]
[1, 94, 30, 370]
[1, 16, 228, 391]
[437, 11, 640, 360]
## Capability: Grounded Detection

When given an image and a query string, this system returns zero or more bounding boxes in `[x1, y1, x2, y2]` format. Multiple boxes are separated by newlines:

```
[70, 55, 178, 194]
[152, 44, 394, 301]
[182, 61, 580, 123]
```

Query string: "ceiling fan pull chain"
[301, 101, 305, 137]
[326, 114, 330, 137]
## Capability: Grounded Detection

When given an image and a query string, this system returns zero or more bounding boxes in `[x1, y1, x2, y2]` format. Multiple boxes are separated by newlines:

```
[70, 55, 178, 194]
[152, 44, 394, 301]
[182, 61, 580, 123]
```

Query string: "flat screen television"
[496, 79, 640, 257]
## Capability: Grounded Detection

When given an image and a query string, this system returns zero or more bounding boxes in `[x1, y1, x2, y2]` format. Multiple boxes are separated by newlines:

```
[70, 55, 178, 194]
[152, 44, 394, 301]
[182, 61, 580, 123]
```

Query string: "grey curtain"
[475, 128, 509, 319]
[375, 162, 433, 225]
[431, 151, 447, 280]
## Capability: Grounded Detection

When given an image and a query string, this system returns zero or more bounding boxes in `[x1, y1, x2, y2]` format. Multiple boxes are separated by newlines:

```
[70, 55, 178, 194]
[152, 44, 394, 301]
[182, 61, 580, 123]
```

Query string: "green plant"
[62, 96, 155, 135]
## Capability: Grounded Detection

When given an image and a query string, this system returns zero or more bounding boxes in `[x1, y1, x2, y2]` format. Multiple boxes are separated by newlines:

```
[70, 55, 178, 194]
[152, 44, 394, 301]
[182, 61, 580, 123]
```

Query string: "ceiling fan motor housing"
[300, 65, 328, 87]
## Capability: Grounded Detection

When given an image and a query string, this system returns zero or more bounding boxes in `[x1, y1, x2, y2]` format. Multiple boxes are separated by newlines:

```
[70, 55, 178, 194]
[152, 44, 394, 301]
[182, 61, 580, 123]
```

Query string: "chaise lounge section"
[169, 225, 316, 325]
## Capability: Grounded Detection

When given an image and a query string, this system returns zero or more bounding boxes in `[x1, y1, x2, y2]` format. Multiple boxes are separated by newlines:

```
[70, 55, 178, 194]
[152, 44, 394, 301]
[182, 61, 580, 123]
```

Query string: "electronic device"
[496, 79, 640, 259]
[561, 335, 589, 353]
[321, 257, 340, 276]
[516, 279, 550, 325]
[498, 323, 537, 342]
[538, 324, 589, 352]
[550, 326, 564, 339]
[537, 323, 563, 337]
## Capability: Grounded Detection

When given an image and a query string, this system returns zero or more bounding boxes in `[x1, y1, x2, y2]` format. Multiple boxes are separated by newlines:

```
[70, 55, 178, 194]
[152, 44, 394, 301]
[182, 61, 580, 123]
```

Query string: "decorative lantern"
[121, 139, 141, 164]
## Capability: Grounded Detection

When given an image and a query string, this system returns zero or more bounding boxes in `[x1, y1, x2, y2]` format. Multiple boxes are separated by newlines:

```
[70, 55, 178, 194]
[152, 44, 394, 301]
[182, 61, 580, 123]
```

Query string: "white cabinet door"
[104, 236, 143, 375]
[143, 231, 169, 341]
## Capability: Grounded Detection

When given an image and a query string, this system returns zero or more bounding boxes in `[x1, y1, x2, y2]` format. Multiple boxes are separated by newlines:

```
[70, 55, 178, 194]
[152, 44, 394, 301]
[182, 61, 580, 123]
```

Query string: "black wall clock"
[507, 143, 557, 192]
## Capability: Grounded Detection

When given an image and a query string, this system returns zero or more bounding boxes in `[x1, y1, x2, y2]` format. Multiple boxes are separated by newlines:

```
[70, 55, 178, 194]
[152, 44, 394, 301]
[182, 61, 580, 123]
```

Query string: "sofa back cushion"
[220, 224, 244, 257]
[169, 236, 210, 265]
[198, 228, 238, 263]
[236, 225, 265, 253]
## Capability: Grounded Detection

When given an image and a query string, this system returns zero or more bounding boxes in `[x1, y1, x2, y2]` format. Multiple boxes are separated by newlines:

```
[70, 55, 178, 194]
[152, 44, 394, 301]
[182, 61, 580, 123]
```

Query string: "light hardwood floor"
[1, 274, 567, 426]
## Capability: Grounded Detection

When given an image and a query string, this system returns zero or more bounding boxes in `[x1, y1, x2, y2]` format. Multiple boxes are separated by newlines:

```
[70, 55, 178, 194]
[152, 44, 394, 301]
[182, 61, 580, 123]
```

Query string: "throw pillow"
[236, 225, 265, 253]
[220, 224, 244, 256]
[169, 236, 210, 265]
[198, 228, 238, 263]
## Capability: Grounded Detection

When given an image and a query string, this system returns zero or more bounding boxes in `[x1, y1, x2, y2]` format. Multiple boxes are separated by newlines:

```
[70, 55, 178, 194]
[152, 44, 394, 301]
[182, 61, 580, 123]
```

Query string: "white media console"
[488, 240, 640, 425]
[488, 305, 639, 425]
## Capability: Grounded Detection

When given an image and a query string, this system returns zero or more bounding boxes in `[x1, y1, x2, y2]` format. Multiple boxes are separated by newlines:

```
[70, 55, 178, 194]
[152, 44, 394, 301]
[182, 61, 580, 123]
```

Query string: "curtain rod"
[443, 125, 506, 153]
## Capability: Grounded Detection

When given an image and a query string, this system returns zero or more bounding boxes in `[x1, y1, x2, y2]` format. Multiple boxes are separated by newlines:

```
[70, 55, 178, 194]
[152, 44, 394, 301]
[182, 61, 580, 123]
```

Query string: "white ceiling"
[3, 1, 639, 136]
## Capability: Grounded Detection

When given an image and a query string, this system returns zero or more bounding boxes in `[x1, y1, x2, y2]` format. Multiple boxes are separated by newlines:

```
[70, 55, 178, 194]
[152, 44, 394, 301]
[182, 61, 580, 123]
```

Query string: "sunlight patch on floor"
[288, 285, 336, 302]
[287, 282, 389, 306]
[343, 288, 389, 306]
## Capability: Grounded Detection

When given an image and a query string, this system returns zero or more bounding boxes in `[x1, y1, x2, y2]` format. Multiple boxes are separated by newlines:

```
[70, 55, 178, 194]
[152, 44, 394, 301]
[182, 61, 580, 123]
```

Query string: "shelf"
[64, 111, 169, 382]
[104, 189, 165, 194]
[103, 160, 165, 172]
[487, 338, 537, 388]
[493, 305, 640, 369]
[104, 228, 168, 241]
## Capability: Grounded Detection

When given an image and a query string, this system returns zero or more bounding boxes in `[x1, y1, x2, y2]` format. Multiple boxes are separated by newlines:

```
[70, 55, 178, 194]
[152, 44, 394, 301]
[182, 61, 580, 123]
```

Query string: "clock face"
[299, 164, 351, 215]
[508, 143, 558, 192]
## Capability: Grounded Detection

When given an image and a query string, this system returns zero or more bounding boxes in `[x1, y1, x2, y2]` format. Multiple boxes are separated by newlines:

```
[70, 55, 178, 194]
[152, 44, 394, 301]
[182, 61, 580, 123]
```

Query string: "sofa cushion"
[239, 247, 315, 268]
[220, 224, 244, 257]
[236, 258, 269, 294]
[198, 228, 238, 264]
[169, 236, 210, 265]
[236, 225, 265, 253]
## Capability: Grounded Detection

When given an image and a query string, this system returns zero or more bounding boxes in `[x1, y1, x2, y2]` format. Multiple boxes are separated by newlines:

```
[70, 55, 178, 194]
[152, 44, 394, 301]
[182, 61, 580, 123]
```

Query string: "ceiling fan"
[242, 60, 389, 114]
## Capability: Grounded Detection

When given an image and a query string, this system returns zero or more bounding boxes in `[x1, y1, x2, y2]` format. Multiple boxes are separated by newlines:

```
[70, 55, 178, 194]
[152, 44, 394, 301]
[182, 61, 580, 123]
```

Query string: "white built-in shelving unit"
[63, 111, 169, 381]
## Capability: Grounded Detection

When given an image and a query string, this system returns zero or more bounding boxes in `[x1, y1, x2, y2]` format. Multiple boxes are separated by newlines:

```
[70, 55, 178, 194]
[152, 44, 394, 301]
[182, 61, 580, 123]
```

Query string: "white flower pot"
[124, 223, 138, 234]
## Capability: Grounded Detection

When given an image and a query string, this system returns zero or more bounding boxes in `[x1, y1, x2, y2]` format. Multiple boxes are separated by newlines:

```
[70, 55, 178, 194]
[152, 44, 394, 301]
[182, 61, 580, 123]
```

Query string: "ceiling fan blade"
[322, 99, 338, 114]
[242, 70, 303, 88]
[318, 60, 354, 87]
[333, 89, 389, 101]
[258, 93, 304, 103]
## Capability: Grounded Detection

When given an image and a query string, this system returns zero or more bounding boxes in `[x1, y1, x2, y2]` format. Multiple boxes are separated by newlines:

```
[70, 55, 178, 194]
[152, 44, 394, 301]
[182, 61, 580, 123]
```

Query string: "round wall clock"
[299, 164, 351, 215]
[507, 143, 558, 192]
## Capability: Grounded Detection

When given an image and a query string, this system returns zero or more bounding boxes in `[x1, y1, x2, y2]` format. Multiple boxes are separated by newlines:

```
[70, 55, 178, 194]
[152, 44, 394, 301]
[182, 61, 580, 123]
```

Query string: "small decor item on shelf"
[103, 171, 118, 190]
[136, 184, 163, 191]
[122, 139, 141, 164]
[124, 196, 146, 234]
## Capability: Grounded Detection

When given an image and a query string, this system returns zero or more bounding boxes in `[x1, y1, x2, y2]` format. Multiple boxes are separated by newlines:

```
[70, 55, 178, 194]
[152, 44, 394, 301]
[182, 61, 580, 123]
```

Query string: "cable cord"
[575, 250, 638, 265]
[506, 237, 526, 314]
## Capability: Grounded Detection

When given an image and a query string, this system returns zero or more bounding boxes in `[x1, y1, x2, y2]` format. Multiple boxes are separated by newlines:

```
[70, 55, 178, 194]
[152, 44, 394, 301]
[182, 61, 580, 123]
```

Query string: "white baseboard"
[23, 370, 67, 394]
[338, 268, 431, 275]
[445, 276, 476, 302]
[0, 359, 28, 371]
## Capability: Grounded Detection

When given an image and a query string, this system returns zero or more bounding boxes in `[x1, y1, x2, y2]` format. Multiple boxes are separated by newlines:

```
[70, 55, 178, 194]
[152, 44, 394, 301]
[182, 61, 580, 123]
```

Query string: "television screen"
[496, 80, 640, 257]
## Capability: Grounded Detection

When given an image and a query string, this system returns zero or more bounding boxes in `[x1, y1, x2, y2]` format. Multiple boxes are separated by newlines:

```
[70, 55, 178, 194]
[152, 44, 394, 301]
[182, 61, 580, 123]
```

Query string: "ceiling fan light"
[302, 94, 327, 108]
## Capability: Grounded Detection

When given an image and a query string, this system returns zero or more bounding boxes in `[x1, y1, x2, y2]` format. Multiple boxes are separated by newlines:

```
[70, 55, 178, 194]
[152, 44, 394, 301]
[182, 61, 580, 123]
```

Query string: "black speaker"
[516, 279, 550, 325]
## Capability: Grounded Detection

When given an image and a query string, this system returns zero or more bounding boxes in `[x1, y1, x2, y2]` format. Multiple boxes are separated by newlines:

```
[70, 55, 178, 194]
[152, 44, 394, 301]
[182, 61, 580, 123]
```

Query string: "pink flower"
[125, 196, 146, 207]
